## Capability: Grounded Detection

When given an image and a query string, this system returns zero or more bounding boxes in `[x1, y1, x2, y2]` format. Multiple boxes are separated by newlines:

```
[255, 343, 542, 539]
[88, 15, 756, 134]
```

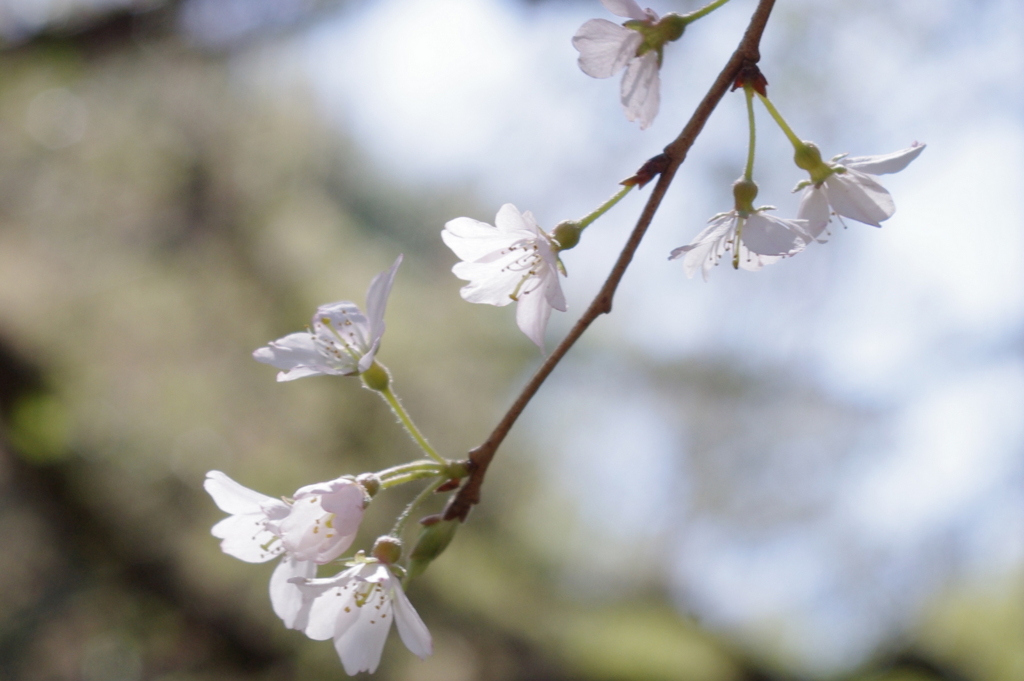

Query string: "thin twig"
[444, 0, 777, 522]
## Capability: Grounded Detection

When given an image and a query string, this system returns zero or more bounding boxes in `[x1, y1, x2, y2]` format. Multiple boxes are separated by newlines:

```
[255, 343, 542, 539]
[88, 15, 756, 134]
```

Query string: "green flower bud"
[371, 536, 403, 565]
[360, 361, 390, 392]
[405, 516, 459, 581]
[551, 221, 582, 251]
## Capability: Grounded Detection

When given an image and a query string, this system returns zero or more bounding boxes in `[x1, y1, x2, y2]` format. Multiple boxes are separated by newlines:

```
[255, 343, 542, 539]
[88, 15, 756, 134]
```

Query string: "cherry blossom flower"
[204, 471, 369, 628]
[797, 142, 925, 238]
[670, 208, 809, 281]
[253, 255, 402, 380]
[294, 558, 432, 675]
[442, 204, 566, 349]
[573, 0, 683, 129]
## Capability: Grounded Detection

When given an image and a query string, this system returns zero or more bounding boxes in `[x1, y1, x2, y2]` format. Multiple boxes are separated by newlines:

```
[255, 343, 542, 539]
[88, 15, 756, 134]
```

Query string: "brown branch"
[444, 0, 777, 522]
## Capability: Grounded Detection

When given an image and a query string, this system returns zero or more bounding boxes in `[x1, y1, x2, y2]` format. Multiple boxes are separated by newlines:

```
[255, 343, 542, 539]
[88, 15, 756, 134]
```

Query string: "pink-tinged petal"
[270, 556, 316, 629]
[843, 142, 925, 175]
[332, 566, 394, 675]
[278, 497, 329, 562]
[211, 514, 282, 563]
[741, 213, 809, 256]
[300, 568, 362, 641]
[572, 19, 642, 79]
[363, 255, 402, 353]
[515, 280, 554, 350]
[334, 605, 391, 675]
[392, 582, 432, 659]
[620, 51, 660, 129]
[824, 171, 895, 226]
[601, 0, 649, 21]
[318, 482, 368, 533]
[204, 471, 276, 515]
[796, 186, 832, 239]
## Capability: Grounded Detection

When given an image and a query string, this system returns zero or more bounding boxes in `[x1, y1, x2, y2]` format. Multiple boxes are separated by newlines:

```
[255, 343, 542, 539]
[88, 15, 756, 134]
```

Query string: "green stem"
[743, 85, 756, 181]
[378, 379, 445, 465]
[683, 0, 733, 23]
[381, 470, 443, 489]
[578, 185, 633, 231]
[756, 92, 803, 149]
[377, 460, 446, 489]
[391, 478, 446, 539]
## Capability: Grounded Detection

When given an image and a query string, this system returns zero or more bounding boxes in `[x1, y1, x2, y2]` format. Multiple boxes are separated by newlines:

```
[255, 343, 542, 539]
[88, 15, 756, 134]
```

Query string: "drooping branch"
[444, 0, 777, 522]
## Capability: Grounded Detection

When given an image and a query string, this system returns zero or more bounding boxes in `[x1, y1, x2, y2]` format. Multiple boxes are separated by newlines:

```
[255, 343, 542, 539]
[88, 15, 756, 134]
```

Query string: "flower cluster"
[573, 0, 697, 129]
[203, 4, 927, 676]
[205, 471, 431, 674]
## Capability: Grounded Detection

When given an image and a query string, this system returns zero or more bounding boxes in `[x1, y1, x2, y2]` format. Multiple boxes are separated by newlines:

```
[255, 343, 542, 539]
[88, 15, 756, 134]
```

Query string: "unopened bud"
[551, 221, 581, 251]
[406, 517, 459, 580]
[360, 361, 390, 392]
[371, 536, 403, 565]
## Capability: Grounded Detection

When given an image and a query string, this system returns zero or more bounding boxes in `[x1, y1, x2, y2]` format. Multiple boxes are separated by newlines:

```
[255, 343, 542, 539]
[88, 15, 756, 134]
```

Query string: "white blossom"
[253, 255, 402, 380]
[797, 142, 925, 238]
[294, 560, 432, 675]
[442, 204, 566, 349]
[573, 0, 663, 129]
[670, 208, 809, 281]
[204, 471, 369, 628]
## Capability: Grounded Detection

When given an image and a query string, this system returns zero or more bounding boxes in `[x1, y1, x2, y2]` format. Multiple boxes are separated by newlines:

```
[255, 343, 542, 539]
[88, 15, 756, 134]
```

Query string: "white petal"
[572, 19, 642, 79]
[735, 244, 781, 273]
[669, 213, 735, 281]
[843, 142, 925, 175]
[391, 581, 432, 659]
[211, 514, 282, 563]
[601, 0, 649, 21]
[451, 260, 522, 307]
[442, 217, 518, 262]
[620, 51, 660, 129]
[515, 281, 554, 350]
[741, 213, 809, 256]
[363, 255, 402, 357]
[204, 470, 275, 515]
[824, 171, 895, 226]
[252, 333, 325, 379]
[270, 556, 316, 629]
[796, 186, 832, 239]
[493, 204, 534, 236]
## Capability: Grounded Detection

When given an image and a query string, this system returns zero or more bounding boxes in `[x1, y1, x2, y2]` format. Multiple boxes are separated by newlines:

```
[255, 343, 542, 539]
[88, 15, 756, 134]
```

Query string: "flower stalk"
[391, 478, 447, 540]
[683, 0, 734, 23]
[364, 363, 445, 465]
